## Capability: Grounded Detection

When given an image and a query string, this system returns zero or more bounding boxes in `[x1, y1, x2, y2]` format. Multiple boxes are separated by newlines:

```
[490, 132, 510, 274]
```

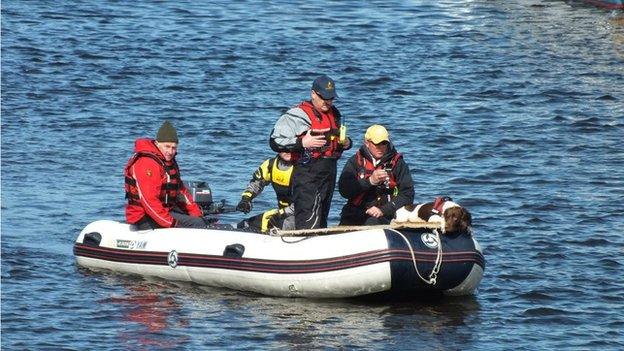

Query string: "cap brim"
[316, 90, 337, 100]
[369, 137, 389, 144]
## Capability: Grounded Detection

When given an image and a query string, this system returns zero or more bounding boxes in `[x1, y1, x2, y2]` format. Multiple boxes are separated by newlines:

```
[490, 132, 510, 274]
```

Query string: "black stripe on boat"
[73, 233, 483, 276]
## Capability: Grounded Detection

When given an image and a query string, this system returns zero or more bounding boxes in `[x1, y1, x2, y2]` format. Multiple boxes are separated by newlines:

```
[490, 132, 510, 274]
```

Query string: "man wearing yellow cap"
[338, 125, 414, 225]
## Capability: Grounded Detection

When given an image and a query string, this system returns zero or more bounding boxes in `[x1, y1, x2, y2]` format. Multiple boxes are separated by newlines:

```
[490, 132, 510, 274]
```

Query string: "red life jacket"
[297, 101, 342, 160]
[124, 145, 182, 209]
[350, 150, 402, 206]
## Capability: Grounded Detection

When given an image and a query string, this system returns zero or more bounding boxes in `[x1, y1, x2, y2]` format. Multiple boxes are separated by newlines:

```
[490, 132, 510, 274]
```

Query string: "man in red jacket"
[124, 121, 206, 230]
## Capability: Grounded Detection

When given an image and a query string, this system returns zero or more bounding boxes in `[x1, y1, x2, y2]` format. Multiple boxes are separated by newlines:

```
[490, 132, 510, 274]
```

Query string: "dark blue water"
[2, 1, 624, 349]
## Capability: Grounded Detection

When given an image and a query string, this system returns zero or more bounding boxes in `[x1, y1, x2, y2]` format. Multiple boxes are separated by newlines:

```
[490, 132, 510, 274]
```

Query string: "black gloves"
[236, 196, 252, 214]
[206, 199, 225, 214]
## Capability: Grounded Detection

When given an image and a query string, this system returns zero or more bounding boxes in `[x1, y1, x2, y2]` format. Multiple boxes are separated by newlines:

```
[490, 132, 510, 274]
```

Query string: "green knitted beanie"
[156, 120, 178, 143]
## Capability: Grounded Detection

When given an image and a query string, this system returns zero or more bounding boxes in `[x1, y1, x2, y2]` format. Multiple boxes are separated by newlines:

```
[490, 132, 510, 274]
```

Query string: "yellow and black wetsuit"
[238, 156, 295, 232]
[241, 156, 294, 209]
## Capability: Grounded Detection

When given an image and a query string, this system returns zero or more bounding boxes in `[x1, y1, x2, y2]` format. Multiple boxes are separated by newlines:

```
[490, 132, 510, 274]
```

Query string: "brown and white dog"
[394, 197, 472, 234]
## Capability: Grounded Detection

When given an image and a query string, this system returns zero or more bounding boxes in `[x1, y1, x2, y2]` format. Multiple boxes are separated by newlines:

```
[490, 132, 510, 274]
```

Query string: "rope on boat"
[388, 228, 443, 286]
[269, 221, 444, 286]
[269, 221, 442, 237]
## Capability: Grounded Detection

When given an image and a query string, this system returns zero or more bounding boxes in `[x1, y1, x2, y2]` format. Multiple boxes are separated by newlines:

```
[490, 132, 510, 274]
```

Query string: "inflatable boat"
[74, 220, 484, 298]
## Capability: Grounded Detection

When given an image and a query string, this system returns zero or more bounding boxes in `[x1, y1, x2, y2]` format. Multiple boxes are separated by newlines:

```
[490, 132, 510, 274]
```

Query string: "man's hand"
[302, 128, 329, 148]
[369, 169, 389, 186]
[208, 200, 226, 214]
[236, 196, 252, 213]
[366, 206, 384, 218]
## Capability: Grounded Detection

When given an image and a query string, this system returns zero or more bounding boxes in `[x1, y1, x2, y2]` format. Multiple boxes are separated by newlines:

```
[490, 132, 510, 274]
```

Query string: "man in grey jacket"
[269, 75, 351, 229]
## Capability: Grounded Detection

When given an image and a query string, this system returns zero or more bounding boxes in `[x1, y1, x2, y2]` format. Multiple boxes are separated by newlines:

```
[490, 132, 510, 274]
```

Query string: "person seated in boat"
[235, 152, 296, 232]
[124, 120, 207, 230]
[338, 124, 415, 226]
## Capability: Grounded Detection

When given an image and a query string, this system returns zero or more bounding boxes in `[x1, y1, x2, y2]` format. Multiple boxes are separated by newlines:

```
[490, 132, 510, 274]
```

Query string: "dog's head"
[443, 206, 472, 234]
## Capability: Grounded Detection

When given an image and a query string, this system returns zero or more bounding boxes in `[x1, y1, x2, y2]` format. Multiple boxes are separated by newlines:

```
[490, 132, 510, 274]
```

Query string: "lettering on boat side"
[129, 241, 147, 249]
[421, 232, 439, 249]
[116, 240, 147, 250]
[168, 250, 178, 268]
[116, 240, 131, 248]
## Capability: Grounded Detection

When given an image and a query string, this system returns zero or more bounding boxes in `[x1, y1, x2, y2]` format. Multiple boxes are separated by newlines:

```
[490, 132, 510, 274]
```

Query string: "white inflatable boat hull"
[74, 220, 484, 298]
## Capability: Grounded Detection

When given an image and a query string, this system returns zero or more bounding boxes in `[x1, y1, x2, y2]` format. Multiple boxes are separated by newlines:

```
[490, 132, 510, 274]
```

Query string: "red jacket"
[124, 138, 202, 227]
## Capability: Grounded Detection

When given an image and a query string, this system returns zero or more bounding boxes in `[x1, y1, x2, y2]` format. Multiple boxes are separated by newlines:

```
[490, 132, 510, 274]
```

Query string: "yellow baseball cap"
[365, 124, 389, 144]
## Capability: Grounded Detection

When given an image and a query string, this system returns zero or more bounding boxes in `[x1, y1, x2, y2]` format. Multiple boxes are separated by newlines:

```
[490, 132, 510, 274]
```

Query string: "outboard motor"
[183, 181, 233, 217]
[184, 181, 212, 208]
[184, 181, 213, 210]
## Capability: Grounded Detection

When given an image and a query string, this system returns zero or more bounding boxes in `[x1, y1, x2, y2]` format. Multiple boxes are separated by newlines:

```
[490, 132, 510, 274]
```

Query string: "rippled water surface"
[2, 1, 624, 350]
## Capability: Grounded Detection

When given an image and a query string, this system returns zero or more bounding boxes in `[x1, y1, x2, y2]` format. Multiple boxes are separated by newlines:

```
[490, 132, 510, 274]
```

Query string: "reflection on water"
[88, 270, 482, 350]
[97, 276, 191, 350]
[609, 14, 624, 58]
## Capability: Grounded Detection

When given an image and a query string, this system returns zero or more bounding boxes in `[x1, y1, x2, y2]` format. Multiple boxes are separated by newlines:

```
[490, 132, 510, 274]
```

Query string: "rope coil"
[388, 228, 443, 285]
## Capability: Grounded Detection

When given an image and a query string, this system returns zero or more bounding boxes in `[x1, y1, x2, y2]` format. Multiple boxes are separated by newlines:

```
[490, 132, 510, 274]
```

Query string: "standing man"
[269, 75, 351, 229]
[124, 120, 206, 230]
[338, 125, 414, 226]
[236, 152, 296, 232]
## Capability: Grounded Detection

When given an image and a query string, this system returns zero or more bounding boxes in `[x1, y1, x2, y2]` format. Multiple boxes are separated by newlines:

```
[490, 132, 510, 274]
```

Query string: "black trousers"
[292, 158, 337, 229]
[133, 211, 206, 230]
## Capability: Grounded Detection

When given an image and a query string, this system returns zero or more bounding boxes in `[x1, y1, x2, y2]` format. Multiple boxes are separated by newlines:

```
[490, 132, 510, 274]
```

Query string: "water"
[2, 0, 624, 349]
